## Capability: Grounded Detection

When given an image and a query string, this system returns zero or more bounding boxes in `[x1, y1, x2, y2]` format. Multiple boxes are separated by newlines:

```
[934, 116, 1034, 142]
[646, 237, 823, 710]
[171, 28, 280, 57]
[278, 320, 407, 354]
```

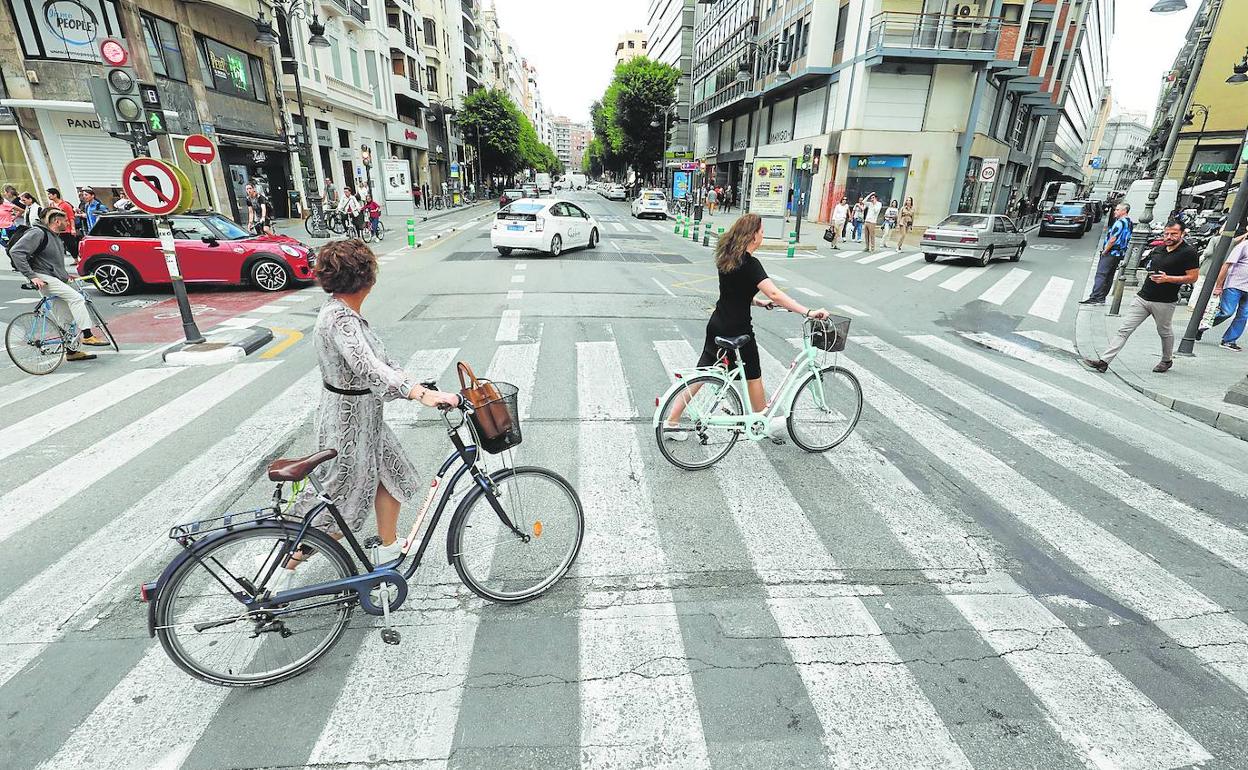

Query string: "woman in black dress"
[666, 213, 828, 438]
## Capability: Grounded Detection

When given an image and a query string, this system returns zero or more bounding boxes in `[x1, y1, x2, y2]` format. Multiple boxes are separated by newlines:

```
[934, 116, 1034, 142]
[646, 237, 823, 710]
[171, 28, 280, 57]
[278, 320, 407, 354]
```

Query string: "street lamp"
[736, 39, 790, 153]
[255, 1, 331, 231]
[425, 97, 456, 200]
[1177, 48, 1248, 354]
[1149, 0, 1188, 13]
[651, 102, 676, 192]
[1178, 103, 1210, 201]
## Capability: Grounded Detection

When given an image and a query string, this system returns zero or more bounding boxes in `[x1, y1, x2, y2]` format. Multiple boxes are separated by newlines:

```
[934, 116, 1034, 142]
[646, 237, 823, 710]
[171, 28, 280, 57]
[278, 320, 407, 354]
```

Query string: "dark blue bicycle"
[143, 379, 583, 686]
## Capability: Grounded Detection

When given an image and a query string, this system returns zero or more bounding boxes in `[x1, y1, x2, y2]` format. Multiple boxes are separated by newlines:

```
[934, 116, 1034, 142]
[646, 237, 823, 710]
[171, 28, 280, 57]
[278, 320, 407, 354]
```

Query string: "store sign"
[315, 126, 332, 147]
[853, 155, 908, 169]
[11, 0, 121, 62]
[200, 37, 254, 99]
[336, 148, 353, 160]
[732, 138, 748, 151]
[751, 157, 790, 218]
[382, 158, 409, 202]
[385, 121, 428, 149]
[1197, 162, 1234, 173]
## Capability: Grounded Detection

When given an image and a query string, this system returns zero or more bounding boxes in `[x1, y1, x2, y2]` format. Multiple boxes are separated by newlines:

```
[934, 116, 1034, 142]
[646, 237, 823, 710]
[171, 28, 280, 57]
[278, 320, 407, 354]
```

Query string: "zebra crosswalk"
[2, 310, 1246, 768]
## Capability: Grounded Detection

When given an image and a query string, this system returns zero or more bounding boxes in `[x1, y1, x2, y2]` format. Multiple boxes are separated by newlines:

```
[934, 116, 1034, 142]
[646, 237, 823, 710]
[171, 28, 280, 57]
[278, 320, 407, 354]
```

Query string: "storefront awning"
[0, 98, 181, 118]
[215, 131, 288, 151]
[1180, 180, 1225, 196]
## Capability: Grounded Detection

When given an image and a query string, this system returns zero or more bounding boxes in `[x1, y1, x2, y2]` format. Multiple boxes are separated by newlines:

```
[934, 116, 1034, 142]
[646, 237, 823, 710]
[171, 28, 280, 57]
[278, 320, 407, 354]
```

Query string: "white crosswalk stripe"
[906, 262, 946, 281]
[938, 267, 984, 292]
[610, 222, 626, 232]
[1027, 276, 1074, 321]
[1014, 329, 1078, 354]
[878, 252, 925, 273]
[978, 267, 1032, 305]
[856, 250, 898, 265]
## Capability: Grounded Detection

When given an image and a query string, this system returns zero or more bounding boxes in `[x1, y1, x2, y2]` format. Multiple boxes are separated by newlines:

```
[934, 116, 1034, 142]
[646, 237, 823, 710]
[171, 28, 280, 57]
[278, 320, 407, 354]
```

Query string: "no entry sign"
[183, 134, 217, 166]
[122, 157, 183, 216]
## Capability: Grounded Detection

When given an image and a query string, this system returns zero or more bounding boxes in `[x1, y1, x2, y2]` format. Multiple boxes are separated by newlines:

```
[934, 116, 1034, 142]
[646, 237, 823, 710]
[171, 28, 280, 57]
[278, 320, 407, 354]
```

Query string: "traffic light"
[106, 64, 143, 126]
[86, 76, 123, 135]
[139, 83, 166, 135]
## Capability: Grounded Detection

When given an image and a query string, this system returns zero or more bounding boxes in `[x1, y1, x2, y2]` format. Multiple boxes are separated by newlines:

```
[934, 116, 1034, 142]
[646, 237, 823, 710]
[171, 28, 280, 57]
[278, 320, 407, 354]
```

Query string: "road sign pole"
[156, 216, 205, 344]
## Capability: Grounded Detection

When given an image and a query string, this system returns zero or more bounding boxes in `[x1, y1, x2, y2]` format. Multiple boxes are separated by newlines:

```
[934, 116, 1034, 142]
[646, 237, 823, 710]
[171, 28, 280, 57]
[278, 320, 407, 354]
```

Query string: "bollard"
[702, 227, 710, 247]
[693, 219, 701, 243]
[787, 231, 797, 259]
[406, 218, 415, 247]
[682, 216, 690, 239]
[674, 215, 682, 234]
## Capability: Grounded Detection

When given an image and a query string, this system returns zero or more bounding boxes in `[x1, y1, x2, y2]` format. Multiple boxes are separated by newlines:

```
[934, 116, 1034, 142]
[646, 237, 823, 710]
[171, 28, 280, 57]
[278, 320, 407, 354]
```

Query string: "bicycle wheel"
[374, 222, 386, 241]
[786, 365, 863, 452]
[87, 301, 119, 352]
[359, 225, 375, 243]
[155, 524, 356, 687]
[5, 311, 67, 375]
[330, 213, 346, 235]
[450, 467, 583, 603]
[654, 374, 744, 470]
[304, 214, 326, 238]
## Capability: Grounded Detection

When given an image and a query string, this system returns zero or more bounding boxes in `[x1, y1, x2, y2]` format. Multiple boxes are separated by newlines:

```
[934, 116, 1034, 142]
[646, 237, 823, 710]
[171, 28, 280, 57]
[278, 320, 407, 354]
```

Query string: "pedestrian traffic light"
[106, 65, 143, 126]
[139, 83, 166, 135]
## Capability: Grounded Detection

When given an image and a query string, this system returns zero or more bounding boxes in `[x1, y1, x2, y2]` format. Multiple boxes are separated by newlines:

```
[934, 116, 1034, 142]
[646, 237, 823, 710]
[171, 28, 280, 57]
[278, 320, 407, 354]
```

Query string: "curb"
[418, 201, 489, 223]
[162, 326, 274, 366]
[1073, 305, 1248, 442]
[411, 207, 495, 250]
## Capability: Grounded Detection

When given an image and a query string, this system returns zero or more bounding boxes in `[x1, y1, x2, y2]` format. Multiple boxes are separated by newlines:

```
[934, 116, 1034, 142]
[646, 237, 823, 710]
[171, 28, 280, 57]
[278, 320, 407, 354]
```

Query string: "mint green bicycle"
[653, 314, 862, 470]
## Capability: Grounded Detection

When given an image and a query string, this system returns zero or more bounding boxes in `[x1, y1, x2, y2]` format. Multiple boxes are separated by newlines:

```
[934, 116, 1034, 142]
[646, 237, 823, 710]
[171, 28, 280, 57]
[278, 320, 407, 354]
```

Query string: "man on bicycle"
[244, 183, 272, 235]
[9, 209, 109, 361]
[336, 186, 364, 234]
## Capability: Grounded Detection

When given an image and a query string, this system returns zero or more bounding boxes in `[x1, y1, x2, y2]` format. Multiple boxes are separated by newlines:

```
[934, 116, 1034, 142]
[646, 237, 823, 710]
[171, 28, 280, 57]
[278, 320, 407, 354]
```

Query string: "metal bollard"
[674, 215, 682, 234]
[787, 231, 797, 259]
[693, 219, 701, 243]
[682, 216, 690, 239]
[406, 218, 415, 247]
[702, 227, 710, 247]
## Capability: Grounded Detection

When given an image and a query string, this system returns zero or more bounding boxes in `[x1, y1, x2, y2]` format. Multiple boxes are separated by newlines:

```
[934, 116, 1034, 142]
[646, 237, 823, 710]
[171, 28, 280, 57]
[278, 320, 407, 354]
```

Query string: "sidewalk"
[271, 201, 492, 246]
[1074, 288, 1248, 441]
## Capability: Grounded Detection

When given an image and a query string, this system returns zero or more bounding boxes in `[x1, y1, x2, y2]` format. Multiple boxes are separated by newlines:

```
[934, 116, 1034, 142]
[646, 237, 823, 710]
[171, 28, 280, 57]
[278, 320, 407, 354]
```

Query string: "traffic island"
[162, 326, 274, 366]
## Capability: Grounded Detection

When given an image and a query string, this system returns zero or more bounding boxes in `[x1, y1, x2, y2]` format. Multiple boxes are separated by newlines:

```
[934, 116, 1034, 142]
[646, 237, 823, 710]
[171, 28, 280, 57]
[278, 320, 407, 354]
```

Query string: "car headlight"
[280, 244, 302, 258]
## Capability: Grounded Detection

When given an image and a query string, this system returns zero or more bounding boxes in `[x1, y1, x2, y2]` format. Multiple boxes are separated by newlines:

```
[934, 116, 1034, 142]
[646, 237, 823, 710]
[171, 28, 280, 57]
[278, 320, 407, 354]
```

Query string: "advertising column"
[751, 157, 792, 239]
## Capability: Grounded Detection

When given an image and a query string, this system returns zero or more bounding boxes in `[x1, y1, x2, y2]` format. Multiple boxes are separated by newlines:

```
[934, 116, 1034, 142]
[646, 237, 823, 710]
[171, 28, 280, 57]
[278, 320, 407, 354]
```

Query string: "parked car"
[1061, 200, 1097, 230]
[920, 213, 1026, 267]
[499, 188, 525, 208]
[79, 211, 315, 295]
[1039, 203, 1092, 237]
[604, 184, 627, 201]
[631, 189, 668, 219]
[491, 199, 600, 257]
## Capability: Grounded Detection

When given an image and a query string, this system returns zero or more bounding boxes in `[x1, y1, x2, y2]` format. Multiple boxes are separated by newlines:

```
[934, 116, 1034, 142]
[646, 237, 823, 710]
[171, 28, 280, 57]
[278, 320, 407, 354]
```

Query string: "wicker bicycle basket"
[807, 315, 851, 353]
[467, 381, 523, 454]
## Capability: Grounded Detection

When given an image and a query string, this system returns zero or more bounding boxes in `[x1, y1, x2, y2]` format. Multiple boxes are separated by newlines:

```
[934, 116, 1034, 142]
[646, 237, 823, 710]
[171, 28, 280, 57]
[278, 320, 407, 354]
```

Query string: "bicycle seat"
[714, 334, 752, 350]
[267, 449, 338, 482]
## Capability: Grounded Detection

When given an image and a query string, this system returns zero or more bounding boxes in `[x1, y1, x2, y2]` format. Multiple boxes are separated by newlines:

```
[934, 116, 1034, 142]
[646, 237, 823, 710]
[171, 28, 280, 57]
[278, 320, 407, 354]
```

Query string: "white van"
[1121, 179, 1179, 225]
[535, 172, 552, 195]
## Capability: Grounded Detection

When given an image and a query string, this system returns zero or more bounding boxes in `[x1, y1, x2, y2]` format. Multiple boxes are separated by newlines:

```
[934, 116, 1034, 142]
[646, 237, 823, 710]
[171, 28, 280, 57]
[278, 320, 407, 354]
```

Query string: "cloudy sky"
[1108, 2, 1200, 121]
[492, 0, 648, 123]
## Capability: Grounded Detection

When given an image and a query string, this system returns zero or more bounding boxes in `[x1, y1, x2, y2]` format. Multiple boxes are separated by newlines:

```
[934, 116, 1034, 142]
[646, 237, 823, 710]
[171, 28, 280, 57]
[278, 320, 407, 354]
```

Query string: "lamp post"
[1177, 103, 1210, 202]
[254, 1, 330, 231]
[1176, 47, 1248, 355]
[425, 97, 455, 202]
[651, 102, 676, 193]
[1109, 0, 1222, 316]
[735, 38, 790, 214]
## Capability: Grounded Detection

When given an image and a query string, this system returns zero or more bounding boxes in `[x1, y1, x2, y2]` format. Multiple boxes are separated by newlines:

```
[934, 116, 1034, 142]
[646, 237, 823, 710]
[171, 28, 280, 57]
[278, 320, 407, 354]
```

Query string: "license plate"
[507, 225, 524, 231]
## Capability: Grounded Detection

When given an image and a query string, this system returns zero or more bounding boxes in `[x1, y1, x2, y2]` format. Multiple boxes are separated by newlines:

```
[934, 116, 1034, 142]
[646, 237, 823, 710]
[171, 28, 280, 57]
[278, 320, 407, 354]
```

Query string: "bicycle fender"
[651, 372, 727, 428]
[445, 465, 525, 566]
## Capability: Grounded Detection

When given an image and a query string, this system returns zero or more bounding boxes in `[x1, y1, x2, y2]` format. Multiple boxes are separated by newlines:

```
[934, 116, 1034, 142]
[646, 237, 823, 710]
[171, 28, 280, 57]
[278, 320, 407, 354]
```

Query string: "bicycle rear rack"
[168, 506, 283, 549]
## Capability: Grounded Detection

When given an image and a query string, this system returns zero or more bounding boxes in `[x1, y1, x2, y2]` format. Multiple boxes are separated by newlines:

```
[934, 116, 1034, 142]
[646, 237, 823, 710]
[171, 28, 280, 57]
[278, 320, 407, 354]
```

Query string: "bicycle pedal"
[381, 627, 401, 645]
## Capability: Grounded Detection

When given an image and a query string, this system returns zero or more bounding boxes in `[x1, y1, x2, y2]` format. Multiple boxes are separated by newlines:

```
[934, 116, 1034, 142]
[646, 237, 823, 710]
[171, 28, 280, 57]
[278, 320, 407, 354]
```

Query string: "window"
[140, 13, 186, 81]
[349, 47, 361, 86]
[90, 216, 157, 239]
[195, 35, 267, 102]
[328, 36, 343, 80]
[835, 4, 850, 51]
[426, 65, 437, 91]
[170, 216, 216, 241]
[423, 19, 436, 46]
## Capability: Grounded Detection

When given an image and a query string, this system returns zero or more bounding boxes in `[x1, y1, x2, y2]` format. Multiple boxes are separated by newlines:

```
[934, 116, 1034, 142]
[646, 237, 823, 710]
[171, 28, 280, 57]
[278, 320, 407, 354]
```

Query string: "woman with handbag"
[275, 239, 461, 591]
[827, 197, 849, 250]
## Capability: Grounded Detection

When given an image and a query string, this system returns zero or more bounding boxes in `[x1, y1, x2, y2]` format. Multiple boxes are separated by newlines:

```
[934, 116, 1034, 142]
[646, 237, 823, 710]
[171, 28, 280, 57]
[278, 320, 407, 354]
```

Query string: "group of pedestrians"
[826, 194, 915, 251]
[2, 184, 108, 258]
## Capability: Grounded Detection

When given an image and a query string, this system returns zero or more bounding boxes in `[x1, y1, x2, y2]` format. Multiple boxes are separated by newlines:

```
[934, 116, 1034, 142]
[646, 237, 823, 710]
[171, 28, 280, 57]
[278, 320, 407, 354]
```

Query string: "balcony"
[865, 12, 1004, 66]
[463, 30, 480, 54]
[465, 60, 481, 83]
[325, 0, 370, 26]
[387, 26, 417, 54]
[692, 80, 751, 122]
[461, 0, 477, 21]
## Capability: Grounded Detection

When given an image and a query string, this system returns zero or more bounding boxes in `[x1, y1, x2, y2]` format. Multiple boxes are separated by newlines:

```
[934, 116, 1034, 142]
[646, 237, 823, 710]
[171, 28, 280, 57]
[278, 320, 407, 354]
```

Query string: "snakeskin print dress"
[293, 297, 420, 534]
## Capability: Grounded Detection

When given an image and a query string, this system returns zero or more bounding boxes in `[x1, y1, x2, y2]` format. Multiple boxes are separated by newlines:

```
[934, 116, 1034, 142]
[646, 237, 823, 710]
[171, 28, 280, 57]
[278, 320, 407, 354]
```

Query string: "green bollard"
[787, 231, 797, 259]
[674, 215, 682, 234]
[406, 218, 415, 247]
[682, 217, 690, 239]
[693, 219, 701, 242]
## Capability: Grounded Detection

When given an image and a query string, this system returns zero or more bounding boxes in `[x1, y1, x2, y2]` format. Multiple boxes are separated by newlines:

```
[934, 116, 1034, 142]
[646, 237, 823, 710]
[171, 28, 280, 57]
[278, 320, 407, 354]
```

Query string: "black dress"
[696, 252, 768, 379]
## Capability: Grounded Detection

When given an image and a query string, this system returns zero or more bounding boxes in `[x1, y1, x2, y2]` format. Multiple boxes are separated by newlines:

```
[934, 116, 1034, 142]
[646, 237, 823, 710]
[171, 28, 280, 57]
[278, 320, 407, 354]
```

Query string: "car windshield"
[1056, 205, 1085, 215]
[938, 215, 989, 230]
[206, 215, 252, 240]
[508, 202, 545, 214]
[642, 192, 666, 200]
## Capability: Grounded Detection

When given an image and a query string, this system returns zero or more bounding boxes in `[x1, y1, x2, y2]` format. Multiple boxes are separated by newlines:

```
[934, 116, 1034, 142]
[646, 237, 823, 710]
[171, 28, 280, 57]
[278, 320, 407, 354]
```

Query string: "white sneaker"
[374, 539, 405, 564]
[254, 551, 296, 595]
[766, 416, 788, 443]
[662, 422, 689, 442]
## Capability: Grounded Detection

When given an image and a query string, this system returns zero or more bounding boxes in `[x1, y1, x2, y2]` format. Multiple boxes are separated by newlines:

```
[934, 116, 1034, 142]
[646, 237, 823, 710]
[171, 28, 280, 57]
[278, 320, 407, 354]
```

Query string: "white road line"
[938, 268, 985, 292]
[795, 287, 820, 297]
[0, 363, 275, 546]
[506, 289, 523, 300]
[878, 252, 925, 273]
[835, 249, 863, 259]
[863, 335, 1248, 578]
[1014, 329, 1077, 354]
[576, 340, 711, 767]
[8, 297, 40, 305]
[836, 304, 868, 317]
[906, 263, 946, 282]
[977, 267, 1032, 305]
[514, 263, 527, 270]
[494, 308, 521, 342]
[0, 368, 180, 464]
[843, 352, 1248, 697]
[247, 305, 286, 314]
[387, 348, 460, 423]
[216, 316, 261, 327]
[130, 345, 170, 363]
[510, 274, 525, 284]
[610, 222, 626, 232]
[632, 223, 648, 233]
[651, 277, 676, 297]
[769, 272, 787, 281]
[0, 372, 82, 410]
[1027, 276, 1074, 321]
[956, 331, 1121, 397]
[487, 342, 538, 419]
[0, 369, 320, 690]
[911, 334, 1248, 501]
[657, 340, 973, 768]
[855, 250, 898, 265]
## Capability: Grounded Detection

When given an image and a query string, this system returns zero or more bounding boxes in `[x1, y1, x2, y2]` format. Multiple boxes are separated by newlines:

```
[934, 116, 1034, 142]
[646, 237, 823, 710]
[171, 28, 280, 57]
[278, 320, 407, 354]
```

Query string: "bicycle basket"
[468, 380, 522, 454]
[808, 315, 851, 353]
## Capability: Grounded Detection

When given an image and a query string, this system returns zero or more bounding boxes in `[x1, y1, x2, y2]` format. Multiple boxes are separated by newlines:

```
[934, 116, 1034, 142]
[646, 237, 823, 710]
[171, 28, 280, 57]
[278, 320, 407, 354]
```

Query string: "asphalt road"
[2, 192, 1247, 769]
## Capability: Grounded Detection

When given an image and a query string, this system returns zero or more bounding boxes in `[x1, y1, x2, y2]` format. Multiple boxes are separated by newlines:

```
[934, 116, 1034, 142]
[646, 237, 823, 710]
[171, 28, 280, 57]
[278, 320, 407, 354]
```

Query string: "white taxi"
[631, 189, 669, 219]
[491, 199, 600, 257]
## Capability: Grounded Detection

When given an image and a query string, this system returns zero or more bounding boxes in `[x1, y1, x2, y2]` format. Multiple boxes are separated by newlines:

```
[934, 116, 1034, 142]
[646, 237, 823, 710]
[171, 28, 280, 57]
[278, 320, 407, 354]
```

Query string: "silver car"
[920, 214, 1027, 267]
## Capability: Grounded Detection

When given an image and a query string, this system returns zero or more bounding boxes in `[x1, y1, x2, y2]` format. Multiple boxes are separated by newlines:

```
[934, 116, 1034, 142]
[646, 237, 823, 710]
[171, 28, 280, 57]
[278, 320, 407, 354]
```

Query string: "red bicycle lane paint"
[104, 291, 290, 344]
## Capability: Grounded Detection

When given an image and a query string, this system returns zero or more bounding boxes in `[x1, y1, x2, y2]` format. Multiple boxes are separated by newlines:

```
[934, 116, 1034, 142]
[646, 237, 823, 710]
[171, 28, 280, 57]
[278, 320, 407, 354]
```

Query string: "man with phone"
[1084, 219, 1201, 374]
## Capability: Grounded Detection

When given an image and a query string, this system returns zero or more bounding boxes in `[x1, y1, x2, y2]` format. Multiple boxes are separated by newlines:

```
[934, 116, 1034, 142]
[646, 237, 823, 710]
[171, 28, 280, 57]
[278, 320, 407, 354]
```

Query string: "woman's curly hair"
[315, 238, 377, 294]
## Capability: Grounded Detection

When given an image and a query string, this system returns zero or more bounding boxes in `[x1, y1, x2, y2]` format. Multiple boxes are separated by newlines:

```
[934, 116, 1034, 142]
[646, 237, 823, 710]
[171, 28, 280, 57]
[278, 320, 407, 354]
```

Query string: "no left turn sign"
[122, 157, 183, 216]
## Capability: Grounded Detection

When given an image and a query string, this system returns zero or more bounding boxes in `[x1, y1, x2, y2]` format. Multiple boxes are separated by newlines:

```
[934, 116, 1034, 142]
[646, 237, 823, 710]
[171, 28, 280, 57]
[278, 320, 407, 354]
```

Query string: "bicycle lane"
[100, 290, 289, 345]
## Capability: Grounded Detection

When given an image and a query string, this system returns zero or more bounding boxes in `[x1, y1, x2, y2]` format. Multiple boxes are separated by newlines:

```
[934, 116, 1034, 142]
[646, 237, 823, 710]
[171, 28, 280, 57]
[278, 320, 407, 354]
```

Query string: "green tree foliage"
[457, 88, 524, 178]
[593, 58, 679, 176]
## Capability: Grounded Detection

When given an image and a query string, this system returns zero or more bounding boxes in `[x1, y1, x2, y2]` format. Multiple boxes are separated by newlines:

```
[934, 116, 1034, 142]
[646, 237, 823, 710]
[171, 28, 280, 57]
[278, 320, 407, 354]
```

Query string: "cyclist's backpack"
[5, 224, 50, 273]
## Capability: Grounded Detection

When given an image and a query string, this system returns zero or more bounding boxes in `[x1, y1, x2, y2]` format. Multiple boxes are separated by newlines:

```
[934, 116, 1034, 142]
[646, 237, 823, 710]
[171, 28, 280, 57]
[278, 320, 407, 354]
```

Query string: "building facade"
[1087, 114, 1150, 198]
[615, 30, 648, 64]
[690, 0, 1113, 228]
[646, 0, 694, 157]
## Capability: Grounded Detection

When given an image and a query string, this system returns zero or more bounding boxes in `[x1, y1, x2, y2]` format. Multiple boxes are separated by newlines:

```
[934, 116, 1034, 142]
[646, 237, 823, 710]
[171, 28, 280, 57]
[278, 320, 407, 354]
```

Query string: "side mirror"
[201, 235, 219, 246]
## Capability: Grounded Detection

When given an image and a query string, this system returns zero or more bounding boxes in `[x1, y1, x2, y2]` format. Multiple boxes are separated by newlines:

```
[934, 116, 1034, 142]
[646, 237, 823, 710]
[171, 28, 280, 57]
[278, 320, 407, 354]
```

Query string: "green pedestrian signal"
[147, 110, 167, 135]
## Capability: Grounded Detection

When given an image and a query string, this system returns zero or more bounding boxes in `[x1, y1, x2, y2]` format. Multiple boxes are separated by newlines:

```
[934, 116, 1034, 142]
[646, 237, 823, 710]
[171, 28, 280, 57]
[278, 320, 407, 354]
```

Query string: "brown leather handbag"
[456, 362, 512, 438]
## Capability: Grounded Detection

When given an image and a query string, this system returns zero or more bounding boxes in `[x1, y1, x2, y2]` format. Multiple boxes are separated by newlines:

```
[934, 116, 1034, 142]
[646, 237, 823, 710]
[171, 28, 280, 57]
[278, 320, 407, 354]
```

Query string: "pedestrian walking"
[413, 185, 422, 210]
[896, 196, 916, 249]
[706, 186, 718, 215]
[883, 198, 899, 244]
[0, 185, 21, 244]
[18, 192, 42, 225]
[829, 197, 849, 250]
[46, 187, 78, 258]
[363, 195, 382, 237]
[863, 194, 882, 251]
[1084, 219, 1201, 374]
[245, 183, 272, 235]
[723, 185, 734, 213]
[422, 183, 431, 210]
[78, 187, 108, 234]
[851, 198, 865, 242]
[1080, 202, 1133, 305]
[1209, 232, 1248, 351]
[8, 208, 110, 361]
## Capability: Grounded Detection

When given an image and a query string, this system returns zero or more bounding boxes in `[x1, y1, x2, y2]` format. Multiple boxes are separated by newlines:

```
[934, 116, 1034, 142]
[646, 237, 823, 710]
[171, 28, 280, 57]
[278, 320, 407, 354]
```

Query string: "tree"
[598, 57, 679, 177]
[457, 88, 527, 179]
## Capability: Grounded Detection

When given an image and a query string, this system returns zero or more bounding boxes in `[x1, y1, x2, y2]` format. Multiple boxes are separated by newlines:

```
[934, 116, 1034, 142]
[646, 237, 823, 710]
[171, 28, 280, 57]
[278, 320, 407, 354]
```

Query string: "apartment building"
[615, 30, 649, 64]
[1087, 114, 1150, 197]
[690, 0, 1113, 227]
[382, 0, 431, 213]
[1146, 0, 1247, 211]
[647, 0, 695, 156]
[548, 114, 591, 171]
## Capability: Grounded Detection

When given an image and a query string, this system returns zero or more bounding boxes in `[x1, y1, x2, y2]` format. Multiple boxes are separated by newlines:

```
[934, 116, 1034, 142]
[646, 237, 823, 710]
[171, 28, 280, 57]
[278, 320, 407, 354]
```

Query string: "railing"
[867, 12, 1002, 55]
[329, 0, 370, 23]
[692, 80, 748, 121]
[461, 0, 477, 18]
[408, 72, 420, 93]
[465, 61, 480, 80]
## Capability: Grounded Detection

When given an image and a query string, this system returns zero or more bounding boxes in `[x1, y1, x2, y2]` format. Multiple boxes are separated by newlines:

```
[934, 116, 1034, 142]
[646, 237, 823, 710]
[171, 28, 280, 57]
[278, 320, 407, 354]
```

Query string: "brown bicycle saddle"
[267, 449, 338, 482]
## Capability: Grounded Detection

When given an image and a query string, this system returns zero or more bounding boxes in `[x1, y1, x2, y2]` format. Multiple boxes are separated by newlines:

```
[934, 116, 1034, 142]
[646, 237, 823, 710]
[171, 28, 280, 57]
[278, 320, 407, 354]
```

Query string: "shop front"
[35, 109, 152, 206]
[219, 139, 293, 224]
[385, 120, 428, 215]
[845, 154, 910, 207]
